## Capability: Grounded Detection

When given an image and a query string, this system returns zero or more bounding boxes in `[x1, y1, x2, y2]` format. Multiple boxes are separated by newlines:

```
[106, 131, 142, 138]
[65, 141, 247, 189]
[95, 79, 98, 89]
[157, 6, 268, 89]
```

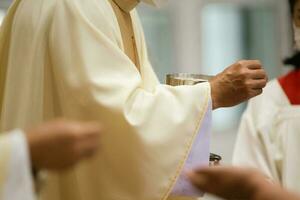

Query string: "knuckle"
[238, 60, 247, 64]
[238, 61, 245, 67]
[253, 89, 263, 97]
[258, 80, 267, 88]
[239, 72, 249, 81]
[243, 70, 251, 78]
[230, 61, 243, 72]
[262, 80, 267, 87]
[261, 73, 267, 80]
[245, 88, 253, 97]
[244, 80, 251, 88]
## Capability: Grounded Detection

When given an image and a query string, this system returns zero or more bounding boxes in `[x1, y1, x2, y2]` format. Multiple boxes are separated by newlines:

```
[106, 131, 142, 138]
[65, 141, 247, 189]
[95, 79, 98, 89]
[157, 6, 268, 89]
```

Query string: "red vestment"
[278, 69, 300, 105]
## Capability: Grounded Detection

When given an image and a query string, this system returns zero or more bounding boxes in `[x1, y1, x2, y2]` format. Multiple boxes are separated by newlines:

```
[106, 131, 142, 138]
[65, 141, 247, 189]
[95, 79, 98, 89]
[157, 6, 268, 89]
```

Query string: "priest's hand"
[25, 119, 102, 170]
[209, 60, 268, 109]
[188, 167, 300, 200]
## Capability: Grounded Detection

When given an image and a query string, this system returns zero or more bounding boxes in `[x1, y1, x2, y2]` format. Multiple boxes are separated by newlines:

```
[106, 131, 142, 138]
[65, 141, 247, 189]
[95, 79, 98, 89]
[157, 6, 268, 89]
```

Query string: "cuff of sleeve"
[202, 82, 212, 111]
[2, 130, 36, 200]
[170, 82, 212, 197]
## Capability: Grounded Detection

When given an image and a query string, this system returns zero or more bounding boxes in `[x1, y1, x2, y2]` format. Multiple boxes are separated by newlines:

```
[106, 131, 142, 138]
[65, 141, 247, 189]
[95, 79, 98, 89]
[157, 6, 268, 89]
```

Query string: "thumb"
[186, 171, 209, 189]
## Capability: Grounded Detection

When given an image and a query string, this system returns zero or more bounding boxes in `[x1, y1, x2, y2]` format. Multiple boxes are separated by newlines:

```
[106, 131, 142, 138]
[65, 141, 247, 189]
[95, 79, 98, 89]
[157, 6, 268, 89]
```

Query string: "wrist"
[249, 176, 273, 200]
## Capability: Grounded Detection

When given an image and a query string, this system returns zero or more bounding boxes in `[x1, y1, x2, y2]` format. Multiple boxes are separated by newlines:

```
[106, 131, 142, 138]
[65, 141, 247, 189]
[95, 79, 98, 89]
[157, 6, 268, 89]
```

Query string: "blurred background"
[136, 1, 292, 198]
[0, 0, 294, 199]
[138, 1, 292, 198]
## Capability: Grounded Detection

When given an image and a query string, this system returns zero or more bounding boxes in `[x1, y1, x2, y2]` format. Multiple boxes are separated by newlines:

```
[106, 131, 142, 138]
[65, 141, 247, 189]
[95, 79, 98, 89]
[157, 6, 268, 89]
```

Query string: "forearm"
[253, 187, 300, 200]
[251, 179, 300, 200]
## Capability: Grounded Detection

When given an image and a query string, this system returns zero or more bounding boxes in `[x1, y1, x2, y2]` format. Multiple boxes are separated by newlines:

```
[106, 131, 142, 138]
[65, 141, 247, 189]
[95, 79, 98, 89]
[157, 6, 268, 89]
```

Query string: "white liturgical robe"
[233, 80, 300, 193]
[0, 130, 35, 200]
[0, 0, 211, 200]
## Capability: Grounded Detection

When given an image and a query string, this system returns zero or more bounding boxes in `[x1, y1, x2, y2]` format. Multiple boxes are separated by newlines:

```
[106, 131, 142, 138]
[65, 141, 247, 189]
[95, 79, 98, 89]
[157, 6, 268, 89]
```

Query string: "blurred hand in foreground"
[188, 166, 300, 200]
[26, 119, 102, 170]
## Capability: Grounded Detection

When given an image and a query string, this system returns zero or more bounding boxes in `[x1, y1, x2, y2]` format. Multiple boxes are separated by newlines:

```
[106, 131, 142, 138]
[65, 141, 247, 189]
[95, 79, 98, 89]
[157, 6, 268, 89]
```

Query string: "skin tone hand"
[25, 119, 102, 170]
[210, 60, 268, 109]
[188, 167, 300, 200]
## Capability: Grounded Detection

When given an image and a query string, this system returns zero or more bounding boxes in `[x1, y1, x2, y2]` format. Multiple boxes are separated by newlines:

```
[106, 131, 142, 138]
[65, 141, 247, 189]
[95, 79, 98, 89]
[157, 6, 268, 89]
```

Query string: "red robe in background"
[279, 69, 300, 105]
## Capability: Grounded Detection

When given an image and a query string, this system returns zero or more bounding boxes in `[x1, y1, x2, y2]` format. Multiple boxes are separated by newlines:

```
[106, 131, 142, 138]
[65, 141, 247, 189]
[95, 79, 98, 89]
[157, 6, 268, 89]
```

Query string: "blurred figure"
[233, 0, 300, 193]
[188, 167, 300, 200]
[0, 0, 267, 200]
[0, 120, 102, 200]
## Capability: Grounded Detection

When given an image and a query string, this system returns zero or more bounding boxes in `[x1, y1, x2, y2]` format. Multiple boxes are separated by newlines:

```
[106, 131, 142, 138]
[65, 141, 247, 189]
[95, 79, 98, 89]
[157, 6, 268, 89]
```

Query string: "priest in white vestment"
[0, 120, 102, 200]
[0, 0, 267, 199]
[233, 0, 300, 194]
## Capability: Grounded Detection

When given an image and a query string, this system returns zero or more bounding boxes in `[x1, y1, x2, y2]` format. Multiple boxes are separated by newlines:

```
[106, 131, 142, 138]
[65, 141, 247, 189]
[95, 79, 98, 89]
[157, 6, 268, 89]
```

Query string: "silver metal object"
[209, 153, 222, 166]
[166, 73, 213, 86]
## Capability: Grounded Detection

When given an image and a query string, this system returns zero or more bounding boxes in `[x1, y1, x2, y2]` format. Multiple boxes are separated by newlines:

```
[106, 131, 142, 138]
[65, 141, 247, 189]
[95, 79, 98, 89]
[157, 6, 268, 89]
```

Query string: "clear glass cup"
[166, 73, 222, 166]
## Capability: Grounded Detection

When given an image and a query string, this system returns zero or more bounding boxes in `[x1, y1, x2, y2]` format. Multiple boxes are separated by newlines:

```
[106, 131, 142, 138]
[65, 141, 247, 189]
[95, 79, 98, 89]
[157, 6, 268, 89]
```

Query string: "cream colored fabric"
[110, 0, 141, 70]
[0, 0, 210, 200]
[0, 130, 35, 200]
[233, 80, 300, 193]
[0, 135, 11, 198]
[0, 0, 18, 121]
